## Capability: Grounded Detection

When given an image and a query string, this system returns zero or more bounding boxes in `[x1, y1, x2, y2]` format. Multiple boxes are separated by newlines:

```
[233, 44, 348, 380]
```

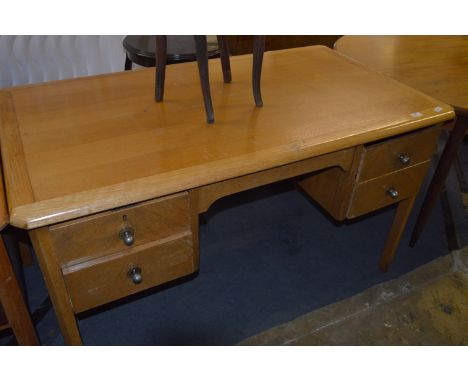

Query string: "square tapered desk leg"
[0, 235, 39, 345]
[410, 116, 468, 246]
[30, 228, 82, 345]
[379, 197, 417, 272]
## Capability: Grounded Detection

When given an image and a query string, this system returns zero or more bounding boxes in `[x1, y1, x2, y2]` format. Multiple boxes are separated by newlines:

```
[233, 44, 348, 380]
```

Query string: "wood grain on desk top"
[335, 36, 468, 113]
[0, 46, 454, 229]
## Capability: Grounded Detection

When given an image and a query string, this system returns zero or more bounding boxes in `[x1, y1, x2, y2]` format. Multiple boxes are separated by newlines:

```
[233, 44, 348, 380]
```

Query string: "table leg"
[379, 196, 416, 272]
[0, 236, 39, 345]
[29, 228, 82, 345]
[410, 115, 468, 247]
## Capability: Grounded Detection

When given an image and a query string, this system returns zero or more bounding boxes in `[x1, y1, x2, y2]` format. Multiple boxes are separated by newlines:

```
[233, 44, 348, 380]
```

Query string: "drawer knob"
[119, 227, 135, 246]
[387, 187, 399, 199]
[398, 154, 411, 165]
[127, 266, 142, 284]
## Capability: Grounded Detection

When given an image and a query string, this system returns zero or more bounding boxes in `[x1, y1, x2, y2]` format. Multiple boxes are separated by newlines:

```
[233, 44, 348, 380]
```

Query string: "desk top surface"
[335, 36, 468, 114]
[0, 45, 454, 229]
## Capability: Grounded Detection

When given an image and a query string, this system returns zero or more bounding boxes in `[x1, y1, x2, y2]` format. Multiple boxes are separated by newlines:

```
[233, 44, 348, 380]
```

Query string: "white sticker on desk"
[434, 106, 443, 112]
[410, 112, 423, 117]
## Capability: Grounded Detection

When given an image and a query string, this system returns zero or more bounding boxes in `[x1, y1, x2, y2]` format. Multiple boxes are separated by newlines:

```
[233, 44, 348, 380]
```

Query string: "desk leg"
[410, 116, 468, 246]
[0, 236, 39, 345]
[189, 190, 200, 269]
[379, 197, 416, 272]
[29, 228, 82, 345]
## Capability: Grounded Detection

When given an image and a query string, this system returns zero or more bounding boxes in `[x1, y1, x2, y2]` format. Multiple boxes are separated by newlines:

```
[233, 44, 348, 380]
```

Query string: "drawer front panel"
[348, 161, 430, 218]
[359, 126, 440, 182]
[49, 192, 190, 267]
[63, 234, 195, 313]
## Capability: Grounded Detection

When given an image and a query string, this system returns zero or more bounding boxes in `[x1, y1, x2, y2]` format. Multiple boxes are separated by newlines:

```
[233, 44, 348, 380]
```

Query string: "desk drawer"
[348, 161, 430, 218]
[358, 126, 440, 182]
[49, 192, 190, 267]
[63, 233, 196, 313]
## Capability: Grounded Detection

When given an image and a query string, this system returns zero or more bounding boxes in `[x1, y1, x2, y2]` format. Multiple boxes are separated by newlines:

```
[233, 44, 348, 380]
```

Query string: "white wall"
[0, 35, 126, 88]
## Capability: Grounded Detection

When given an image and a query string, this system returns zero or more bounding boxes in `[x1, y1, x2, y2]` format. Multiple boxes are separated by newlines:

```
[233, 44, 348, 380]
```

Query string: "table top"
[0, 45, 454, 229]
[335, 36, 468, 114]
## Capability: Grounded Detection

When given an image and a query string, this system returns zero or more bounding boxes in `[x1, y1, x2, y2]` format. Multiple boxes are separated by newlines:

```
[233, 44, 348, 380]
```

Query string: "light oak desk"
[335, 36, 468, 246]
[0, 46, 454, 345]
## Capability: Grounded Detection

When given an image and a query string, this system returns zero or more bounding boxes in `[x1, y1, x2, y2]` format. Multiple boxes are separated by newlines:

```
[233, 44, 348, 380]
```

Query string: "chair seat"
[123, 35, 220, 67]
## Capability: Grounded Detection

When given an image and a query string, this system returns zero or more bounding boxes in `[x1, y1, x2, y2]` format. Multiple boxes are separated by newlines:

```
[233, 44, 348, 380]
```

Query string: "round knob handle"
[387, 187, 399, 199]
[119, 227, 135, 246]
[398, 154, 411, 165]
[127, 266, 142, 284]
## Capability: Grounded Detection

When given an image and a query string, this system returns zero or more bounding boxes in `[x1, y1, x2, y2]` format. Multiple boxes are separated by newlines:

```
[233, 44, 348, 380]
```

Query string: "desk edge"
[8, 109, 455, 229]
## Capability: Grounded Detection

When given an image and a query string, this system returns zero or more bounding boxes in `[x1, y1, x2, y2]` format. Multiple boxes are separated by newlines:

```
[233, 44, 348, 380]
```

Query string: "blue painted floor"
[2, 138, 467, 345]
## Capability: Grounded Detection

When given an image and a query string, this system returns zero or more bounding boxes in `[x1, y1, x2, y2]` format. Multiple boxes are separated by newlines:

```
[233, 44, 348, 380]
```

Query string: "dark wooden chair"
[123, 35, 221, 70]
[155, 35, 266, 123]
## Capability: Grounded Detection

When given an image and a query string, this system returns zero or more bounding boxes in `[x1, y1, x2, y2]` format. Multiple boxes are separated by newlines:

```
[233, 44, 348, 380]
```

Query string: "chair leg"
[217, 36, 232, 83]
[155, 36, 167, 102]
[124, 55, 132, 71]
[252, 36, 266, 107]
[410, 116, 468, 246]
[194, 35, 215, 124]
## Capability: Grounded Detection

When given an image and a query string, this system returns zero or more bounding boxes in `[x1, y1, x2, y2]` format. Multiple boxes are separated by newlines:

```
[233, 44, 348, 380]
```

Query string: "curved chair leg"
[155, 36, 167, 102]
[252, 36, 266, 107]
[217, 36, 232, 83]
[124, 55, 132, 71]
[194, 35, 215, 124]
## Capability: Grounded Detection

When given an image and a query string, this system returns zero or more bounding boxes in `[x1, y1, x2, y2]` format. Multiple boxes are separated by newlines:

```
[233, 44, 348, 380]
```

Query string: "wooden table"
[335, 36, 468, 246]
[0, 46, 454, 345]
